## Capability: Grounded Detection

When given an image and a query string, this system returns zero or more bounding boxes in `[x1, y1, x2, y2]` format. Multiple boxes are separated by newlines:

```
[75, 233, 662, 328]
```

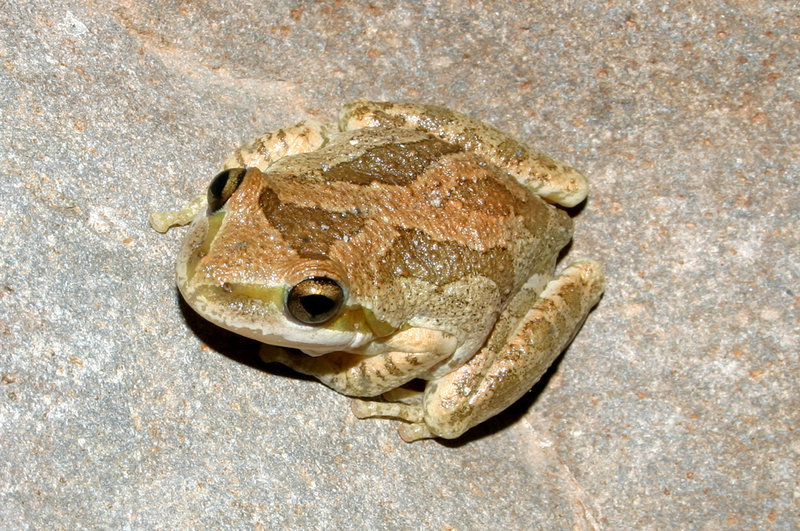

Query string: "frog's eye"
[207, 168, 247, 213]
[286, 277, 345, 325]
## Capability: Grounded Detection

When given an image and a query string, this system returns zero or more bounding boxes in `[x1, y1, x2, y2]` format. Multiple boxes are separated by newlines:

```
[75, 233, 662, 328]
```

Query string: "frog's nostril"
[286, 277, 345, 325]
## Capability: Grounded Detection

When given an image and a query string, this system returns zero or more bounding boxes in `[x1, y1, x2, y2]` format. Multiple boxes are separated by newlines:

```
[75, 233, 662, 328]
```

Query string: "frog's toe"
[397, 422, 434, 442]
[350, 398, 424, 423]
[258, 344, 291, 364]
[350, 396, 435, 441]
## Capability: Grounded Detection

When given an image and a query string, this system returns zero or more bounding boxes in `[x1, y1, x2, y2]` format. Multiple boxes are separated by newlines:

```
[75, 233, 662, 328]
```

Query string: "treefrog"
[150, 100, 605, 442]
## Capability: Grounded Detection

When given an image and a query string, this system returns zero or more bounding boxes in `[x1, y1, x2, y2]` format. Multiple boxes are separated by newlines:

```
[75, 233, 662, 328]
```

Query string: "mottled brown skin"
[150, 100, 604, 442]
[339, 100, 589, 207]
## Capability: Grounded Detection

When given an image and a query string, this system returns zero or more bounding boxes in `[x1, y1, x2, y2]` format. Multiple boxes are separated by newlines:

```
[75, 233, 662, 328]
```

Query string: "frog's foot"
[350, 385, 436, 440]
[351, 403, 434, 442]
[149, 193, 207, 233]
[340, 100, 588, 207]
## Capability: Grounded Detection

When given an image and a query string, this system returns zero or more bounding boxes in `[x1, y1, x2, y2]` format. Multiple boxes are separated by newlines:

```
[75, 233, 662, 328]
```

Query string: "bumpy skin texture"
[150, 100, 605, 442]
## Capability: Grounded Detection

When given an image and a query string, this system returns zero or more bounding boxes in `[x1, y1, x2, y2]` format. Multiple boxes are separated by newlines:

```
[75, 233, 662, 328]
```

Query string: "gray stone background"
[1, 1, 797, 528]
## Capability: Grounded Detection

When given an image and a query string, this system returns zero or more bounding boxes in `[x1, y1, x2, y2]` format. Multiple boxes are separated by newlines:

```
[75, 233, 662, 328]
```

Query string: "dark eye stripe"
[207, 168, 247, 213]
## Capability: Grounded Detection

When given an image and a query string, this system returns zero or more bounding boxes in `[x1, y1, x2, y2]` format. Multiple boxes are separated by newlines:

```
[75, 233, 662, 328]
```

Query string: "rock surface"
[1, 1, 797, 528]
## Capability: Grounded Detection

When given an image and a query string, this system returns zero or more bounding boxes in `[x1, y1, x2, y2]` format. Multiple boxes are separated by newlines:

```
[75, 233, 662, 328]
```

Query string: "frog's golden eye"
[286, 277, 345, 325]
[207, 168, 246, 213]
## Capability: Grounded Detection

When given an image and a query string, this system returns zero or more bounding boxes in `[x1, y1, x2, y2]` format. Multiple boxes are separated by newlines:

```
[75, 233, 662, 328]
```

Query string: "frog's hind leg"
[339, 100, 588, 207]
[397, 260, 604, 442]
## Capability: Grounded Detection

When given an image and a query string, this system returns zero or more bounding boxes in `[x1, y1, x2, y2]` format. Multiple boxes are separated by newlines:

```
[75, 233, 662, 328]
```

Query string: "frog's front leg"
[222, 119, 336, 171]
[340, 100, 588, 207]
[149, 192, 208, 233]
[259, 327, 457, 397]
[356, 260, 605, 442]
[149, 119, 335, 233]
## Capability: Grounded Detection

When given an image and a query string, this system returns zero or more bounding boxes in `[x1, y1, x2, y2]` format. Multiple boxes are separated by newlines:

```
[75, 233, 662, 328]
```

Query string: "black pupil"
[300, 294, 336, 317]
[286, 277, 345, 325]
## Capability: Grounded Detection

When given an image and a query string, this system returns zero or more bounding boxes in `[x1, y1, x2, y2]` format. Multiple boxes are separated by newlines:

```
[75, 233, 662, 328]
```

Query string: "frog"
[150, 100, 605, 442]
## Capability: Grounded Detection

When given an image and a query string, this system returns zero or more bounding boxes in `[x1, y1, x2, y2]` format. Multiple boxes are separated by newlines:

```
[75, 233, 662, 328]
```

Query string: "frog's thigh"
[259, 337, 453, 398]
[222, 119, 337, 172]
[405, 259, 605, 441]
[340, 100, 588, 207]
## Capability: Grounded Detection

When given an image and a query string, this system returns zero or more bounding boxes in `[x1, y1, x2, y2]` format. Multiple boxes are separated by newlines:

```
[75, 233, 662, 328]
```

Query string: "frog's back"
[262, 128, 573, 288]
[260, 127, 573, 329]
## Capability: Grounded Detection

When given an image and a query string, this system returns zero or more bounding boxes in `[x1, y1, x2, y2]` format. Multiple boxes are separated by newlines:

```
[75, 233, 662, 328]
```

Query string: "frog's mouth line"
[182, 279, 400, 346]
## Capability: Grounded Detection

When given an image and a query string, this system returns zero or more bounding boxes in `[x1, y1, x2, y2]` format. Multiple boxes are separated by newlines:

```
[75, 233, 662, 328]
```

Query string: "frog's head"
[176, 167, 394, 355]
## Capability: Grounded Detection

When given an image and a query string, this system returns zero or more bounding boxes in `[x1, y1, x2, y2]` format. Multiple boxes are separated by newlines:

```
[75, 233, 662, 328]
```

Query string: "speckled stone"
[1, 1, 797, 528]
